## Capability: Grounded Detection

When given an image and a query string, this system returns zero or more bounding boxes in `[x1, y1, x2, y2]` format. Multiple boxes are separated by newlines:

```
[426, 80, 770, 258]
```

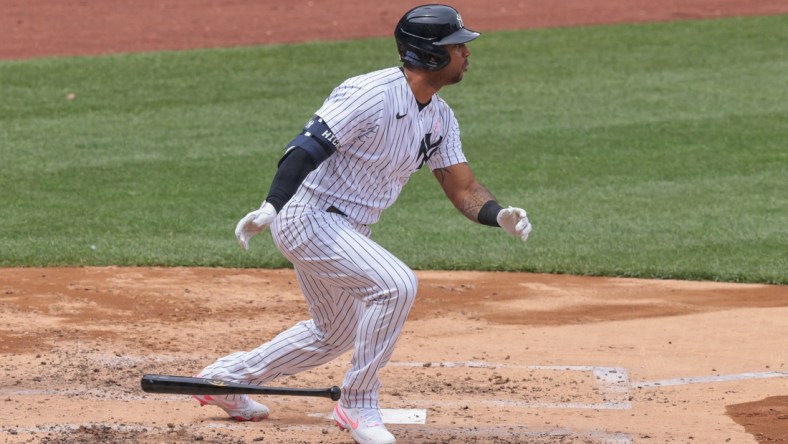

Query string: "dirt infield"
[4, 0, 788, 60]
[2, 1, 788, 443]
[2, 267, 787, 443]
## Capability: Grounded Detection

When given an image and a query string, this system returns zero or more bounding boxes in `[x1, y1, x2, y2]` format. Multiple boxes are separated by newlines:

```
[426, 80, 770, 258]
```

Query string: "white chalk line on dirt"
[390, 361, 788, 407]
[408, 399, 632, 410]
[390, 361, 632, 410]
[633, 370, 788, 388]
[388, 361, 788, 391]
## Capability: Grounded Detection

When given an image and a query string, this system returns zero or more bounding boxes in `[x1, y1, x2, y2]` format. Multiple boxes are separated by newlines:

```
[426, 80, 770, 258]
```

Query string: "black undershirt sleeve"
[265, 115, 340, 212]
[264, 147, 317, 212]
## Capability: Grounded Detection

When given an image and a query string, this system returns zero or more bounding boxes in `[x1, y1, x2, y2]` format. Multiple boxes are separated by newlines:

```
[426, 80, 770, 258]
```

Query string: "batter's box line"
[389, 361, 632, 410]
[392, 361, 788, 409]
[633, 370, 788, 388]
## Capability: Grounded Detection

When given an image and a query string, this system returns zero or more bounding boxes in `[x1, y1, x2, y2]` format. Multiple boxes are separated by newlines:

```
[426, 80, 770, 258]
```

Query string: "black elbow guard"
[287, 115, 339, 165]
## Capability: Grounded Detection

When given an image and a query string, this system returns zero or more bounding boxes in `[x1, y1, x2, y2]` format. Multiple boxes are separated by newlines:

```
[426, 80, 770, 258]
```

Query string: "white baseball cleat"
[333, 404, 396, 444]
[193, 393, 270, 422]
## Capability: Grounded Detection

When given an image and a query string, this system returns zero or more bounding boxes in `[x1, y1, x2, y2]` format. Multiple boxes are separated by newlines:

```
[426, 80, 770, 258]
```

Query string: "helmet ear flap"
[394, 4, 477, 72]
[398, 45, 450, 71]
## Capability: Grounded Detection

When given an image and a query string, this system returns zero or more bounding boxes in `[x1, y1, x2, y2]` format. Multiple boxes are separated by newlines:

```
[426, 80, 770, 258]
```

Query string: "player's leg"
[193, 265, 362, 420]
[334, 239, 417, 410]
[271, 208, 418, 409]
[274, 208, 414, 444]
[330, 239, 415, 444]
[197, 266, 362, 384]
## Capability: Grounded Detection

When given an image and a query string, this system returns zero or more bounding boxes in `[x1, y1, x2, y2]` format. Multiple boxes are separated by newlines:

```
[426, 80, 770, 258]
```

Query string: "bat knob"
[329, 386, 341, 401]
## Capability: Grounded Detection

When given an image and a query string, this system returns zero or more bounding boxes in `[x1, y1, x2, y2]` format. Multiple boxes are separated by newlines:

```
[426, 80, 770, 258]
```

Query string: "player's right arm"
[264, 116, 339, 212]
[235, 79, 382, 250]
[234, 116, 338, 250]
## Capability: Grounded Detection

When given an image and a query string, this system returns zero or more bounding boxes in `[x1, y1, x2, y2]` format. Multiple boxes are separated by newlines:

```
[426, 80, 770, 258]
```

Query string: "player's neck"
[401, 66, 441, 105]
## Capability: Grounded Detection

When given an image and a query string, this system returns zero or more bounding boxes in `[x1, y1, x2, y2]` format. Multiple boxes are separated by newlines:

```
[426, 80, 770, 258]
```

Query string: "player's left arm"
[433, 162, 532, 242]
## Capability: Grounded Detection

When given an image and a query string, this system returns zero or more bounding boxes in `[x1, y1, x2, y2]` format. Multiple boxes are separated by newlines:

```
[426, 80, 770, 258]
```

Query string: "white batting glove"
[235, 201, 277, 250]
[497, 206, 532, 242]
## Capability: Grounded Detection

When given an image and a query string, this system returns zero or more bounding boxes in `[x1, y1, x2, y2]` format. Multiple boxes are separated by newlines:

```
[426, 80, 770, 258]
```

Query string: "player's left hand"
[497, 206, 531, 242]
[235, 201, 277, 250]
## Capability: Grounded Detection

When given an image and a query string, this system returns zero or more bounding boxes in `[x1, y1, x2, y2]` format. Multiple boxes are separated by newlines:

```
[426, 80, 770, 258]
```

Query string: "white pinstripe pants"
[200, 203, 417, 409]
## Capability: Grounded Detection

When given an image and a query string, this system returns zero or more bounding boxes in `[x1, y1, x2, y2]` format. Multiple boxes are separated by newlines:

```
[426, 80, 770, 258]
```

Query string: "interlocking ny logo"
[416, 133, 443, 169]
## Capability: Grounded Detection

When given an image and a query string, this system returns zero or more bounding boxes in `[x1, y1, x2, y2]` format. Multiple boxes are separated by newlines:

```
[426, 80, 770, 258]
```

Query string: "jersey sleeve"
[314, 83, 383, 152]
[426, 110, 467, 171]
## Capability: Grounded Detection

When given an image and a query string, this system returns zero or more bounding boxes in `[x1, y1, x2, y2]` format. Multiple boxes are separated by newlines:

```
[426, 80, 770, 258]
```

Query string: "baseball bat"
[141, 374, 341, 401]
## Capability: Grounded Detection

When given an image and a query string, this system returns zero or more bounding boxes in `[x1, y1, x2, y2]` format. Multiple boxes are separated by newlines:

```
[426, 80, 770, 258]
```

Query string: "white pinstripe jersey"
[290, 67, 467, 225]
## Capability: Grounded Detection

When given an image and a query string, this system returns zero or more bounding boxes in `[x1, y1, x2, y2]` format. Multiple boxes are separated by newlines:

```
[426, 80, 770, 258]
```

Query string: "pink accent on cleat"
[333, 404, 395, 444]
[193, 393, 269, 422]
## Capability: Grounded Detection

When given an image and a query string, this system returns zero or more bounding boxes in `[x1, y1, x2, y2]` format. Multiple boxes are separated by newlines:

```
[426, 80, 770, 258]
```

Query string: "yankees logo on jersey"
[416, 133, 443, 169]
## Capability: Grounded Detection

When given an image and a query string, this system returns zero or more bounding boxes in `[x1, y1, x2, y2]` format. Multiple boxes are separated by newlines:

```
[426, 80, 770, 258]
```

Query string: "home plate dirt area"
[1, 267, 786, 443]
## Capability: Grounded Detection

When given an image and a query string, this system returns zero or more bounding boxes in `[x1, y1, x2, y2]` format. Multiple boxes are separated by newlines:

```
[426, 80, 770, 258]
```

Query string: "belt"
[326, 205, 346, 216]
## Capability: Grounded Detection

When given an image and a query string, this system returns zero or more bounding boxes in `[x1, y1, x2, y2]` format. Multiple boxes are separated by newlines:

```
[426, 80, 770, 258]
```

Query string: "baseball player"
[193, 4, 531, 444]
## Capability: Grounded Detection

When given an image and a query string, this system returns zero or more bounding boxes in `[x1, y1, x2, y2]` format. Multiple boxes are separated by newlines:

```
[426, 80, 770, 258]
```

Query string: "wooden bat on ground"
[141, 374, 341, 401]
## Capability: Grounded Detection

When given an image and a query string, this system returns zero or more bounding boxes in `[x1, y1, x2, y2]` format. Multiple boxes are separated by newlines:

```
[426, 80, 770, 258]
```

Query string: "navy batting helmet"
[394, 4, 480, 71]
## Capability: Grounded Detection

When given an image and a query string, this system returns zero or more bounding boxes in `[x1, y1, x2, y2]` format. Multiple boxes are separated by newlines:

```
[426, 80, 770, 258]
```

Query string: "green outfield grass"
[1, 15, 786, 283]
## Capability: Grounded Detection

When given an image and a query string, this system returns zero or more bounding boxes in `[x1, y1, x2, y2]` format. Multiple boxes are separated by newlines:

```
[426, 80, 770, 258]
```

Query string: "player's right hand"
[497, 206, 532, 242]
[235, 201, 278, 250]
